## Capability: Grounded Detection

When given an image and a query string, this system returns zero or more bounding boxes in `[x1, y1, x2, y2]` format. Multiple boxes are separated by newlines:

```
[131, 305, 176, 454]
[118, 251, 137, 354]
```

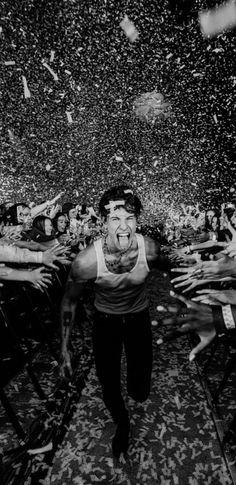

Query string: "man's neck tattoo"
[103, 237, 132, 270]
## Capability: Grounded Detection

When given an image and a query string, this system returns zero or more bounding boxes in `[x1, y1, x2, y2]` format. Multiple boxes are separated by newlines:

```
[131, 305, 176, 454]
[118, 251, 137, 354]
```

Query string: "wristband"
[222, 305, 236, 330]
[212, 306, 226, 335]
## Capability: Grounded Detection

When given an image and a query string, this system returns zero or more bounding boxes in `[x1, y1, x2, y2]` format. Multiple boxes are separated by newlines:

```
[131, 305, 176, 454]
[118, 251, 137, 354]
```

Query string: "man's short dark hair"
[99, 185, 142, 220]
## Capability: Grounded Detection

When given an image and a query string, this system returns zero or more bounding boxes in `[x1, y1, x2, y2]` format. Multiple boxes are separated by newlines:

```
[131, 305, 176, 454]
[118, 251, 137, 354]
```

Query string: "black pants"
[92, 308, 152, 423]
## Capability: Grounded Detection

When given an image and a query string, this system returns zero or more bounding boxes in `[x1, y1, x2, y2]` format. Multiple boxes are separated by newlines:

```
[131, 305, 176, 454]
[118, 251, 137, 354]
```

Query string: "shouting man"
[60, 185, 170, 457]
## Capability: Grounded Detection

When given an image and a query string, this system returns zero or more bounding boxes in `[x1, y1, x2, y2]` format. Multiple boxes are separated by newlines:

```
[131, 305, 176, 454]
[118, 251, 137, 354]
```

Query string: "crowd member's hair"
[62, 202, 75, 216]
[3, 203, 29, 225]
[0, 204, 6, 216]
[99, 185, 142, 220]
[81, 203, 87, 215]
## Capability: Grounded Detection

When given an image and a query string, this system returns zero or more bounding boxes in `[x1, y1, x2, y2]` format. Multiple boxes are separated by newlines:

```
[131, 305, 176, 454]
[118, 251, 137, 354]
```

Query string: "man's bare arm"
[60, 245, 97, 377]
[60, 259, 87, 353]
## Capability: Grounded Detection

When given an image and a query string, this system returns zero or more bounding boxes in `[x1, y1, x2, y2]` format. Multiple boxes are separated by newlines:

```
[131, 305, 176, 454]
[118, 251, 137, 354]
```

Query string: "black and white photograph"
[0, 0, 236, 483]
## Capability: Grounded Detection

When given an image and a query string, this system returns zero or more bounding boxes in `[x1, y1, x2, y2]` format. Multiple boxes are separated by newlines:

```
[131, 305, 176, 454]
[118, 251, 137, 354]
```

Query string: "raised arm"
[31, 192, 64, 218]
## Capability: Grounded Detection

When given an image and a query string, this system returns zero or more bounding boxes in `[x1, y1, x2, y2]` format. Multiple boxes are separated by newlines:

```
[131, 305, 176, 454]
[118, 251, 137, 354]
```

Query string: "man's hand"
[60, 348, 72, 379]
[157, 291, 216, 361]
[193, 289, 236, 306]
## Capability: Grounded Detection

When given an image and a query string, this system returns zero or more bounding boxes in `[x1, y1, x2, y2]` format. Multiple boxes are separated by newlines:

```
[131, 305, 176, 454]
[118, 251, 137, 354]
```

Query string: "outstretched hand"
[42, 245, 71, 269]
[156, 291, 216, 361]
[193, 289, 236, 306]
[30, 267, 52, 290]
[171, 256, 236, 282]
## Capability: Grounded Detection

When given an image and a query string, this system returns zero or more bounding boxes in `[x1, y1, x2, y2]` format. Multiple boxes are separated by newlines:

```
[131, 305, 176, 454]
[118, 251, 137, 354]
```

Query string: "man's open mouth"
[117, 232, 130, 249]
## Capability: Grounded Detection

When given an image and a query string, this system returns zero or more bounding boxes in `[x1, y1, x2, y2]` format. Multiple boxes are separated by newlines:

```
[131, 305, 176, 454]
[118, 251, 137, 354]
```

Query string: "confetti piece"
[168, 369, 179, 377]
[42, 61, 59, 81]
[199, 0, 236, 38]
[213, 114, 218, 124]
[120, 14, 139, 42]
[46, 164, 51, 171]
[66, 111, 73, 123]
[50, 50, 55, 62]
[156, 305, 165, 311]
[8, 129, 15, 142]
[151, 320, 158, 326]
[22, 75, 31, 98]
[5, 61, 16, 66]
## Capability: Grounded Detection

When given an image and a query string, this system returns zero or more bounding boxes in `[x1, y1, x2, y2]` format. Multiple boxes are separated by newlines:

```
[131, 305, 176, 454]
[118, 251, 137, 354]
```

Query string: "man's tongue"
[118, 235, 129, 249]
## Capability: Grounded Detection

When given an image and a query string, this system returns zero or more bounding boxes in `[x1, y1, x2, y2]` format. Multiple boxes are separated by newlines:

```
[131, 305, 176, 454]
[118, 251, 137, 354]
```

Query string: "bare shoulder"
[143, 236, 161, 262]
[70, 244, 97, 282]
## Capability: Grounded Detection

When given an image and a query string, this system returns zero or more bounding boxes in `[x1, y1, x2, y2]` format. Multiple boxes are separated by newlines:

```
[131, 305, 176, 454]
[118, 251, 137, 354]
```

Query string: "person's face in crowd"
[68, 208, 77, 220]
[44, 218, 53, 236]
[211, 216, 218, 231]
[106, 207, 137, 252]
[206, 210, 215, 222]
[18, 206, 32, 230]
[57, 215, 67, 233]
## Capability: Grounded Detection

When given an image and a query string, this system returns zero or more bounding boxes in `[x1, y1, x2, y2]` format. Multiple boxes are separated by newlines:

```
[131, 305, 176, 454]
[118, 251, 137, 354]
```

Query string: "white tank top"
[93, 233, 150, 314]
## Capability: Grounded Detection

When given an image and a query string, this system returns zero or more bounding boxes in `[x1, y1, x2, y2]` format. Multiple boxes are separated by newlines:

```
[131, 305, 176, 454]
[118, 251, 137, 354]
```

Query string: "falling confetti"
[133, 91, 172, 124]
[151, 320, 158, 326]
[199, 0, 236, 38]
[22, 75, 31, 98]
[66, 111, 73, 123]
[42, 61, 59, 81]
[120, 14, 139, 42]
[50, 50, 55, 62]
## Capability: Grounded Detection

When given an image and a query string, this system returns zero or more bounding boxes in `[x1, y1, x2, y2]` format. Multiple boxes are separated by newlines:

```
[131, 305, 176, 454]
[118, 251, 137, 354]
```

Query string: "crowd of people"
[1, 187, 236, 458]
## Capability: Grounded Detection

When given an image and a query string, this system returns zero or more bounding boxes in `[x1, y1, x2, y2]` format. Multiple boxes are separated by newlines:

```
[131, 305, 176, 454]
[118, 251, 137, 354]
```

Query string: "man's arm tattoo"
[63, 311, 73, 327]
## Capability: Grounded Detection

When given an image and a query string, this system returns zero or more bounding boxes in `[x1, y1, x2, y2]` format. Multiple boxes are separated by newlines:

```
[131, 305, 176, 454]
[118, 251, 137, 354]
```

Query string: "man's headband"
[104, 200, 125, 211]
[104, 190, 134, 212]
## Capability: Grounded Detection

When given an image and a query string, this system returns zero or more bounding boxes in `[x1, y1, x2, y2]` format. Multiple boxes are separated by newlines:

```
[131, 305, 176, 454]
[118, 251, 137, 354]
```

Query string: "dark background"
[0, 0, 235, 221]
